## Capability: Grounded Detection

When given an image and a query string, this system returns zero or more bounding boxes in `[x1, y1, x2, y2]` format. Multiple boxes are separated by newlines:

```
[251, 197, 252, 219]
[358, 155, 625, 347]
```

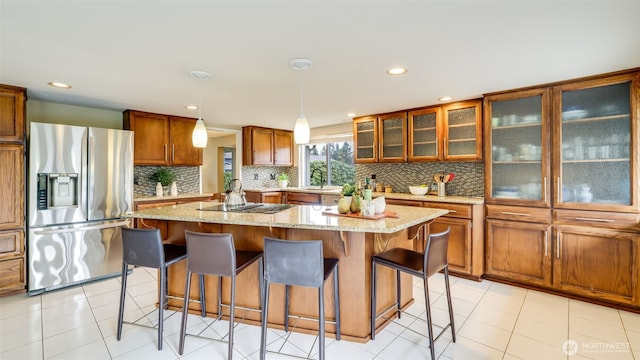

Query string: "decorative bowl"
[409, 186, 429, 195]
[371, 196, 386, 214]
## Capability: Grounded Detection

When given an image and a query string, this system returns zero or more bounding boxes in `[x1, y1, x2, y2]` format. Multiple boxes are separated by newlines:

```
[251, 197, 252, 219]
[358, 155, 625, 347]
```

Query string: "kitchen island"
[127, 201, 448, 342]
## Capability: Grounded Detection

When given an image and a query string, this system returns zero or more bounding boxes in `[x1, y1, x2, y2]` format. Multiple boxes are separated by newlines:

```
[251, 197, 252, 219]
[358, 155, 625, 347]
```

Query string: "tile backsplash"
[240, 162, 484, 197]
[134, 166, 200, 196]
[356, 161, 484, 197]
[241, 166, 298, 189]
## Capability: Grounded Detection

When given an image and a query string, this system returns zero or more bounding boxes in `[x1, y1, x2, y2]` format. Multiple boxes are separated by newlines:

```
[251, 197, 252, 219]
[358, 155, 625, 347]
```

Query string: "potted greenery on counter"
[277, 173, 289, 188]
[150, 168, 176, 196]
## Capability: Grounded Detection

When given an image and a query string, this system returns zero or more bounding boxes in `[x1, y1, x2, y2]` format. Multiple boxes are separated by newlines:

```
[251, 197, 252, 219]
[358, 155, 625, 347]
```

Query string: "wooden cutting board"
[321, 210, 399, 220]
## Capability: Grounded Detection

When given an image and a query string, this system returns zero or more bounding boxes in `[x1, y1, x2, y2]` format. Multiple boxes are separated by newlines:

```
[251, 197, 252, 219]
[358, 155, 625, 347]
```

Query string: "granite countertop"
[127, 201, 448, 234]
[243, 187, 483, 205]
[134, 193, 213, 203]
[373, 192, 484, 205]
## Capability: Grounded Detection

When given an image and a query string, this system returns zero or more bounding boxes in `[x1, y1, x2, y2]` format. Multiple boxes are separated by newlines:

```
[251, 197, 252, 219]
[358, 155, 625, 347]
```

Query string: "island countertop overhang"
[125, 201, 448, 234]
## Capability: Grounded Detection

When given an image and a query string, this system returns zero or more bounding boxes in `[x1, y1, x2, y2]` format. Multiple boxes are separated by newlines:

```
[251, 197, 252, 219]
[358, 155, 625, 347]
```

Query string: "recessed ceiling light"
[48, 81, 71, 89]
[439, 96, 453, 102]
[188, 70, 212, 80]
[386, 67, 407, 76]
[347, 112, 356, 118]
[185, 105, 198, 110]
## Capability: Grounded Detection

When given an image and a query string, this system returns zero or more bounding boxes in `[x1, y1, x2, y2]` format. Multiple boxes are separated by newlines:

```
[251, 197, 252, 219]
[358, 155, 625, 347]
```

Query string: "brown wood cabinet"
[485, 218, 552, 287]
[245, 191, 283, 204]
[354, 99, 482, 164]
[442, 100, 483, 161]
[484, 68, 640, 309]
[242, 126, 293, 166]
[408, 106, 440, 161]
[553, 225, 638, 306]
[286, 192, 321, 205]
[0, 85, 26, 296]
[0, 85, 26, 143]
[353, 116, 378, 163]
[385, 198, 484, 279]
[378, 112, 407, 162]
[123, 110, 203, 166]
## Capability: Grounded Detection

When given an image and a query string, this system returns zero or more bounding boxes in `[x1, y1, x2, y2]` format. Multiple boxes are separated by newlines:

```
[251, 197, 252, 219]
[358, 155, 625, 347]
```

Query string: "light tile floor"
[1, 267, 638, 359]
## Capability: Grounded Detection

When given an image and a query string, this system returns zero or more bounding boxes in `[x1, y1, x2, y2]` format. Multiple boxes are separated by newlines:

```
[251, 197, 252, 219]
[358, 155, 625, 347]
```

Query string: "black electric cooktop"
[198, 203, 294, 214]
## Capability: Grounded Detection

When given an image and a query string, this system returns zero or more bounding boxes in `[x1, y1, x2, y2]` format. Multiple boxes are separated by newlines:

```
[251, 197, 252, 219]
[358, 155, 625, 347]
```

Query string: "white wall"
[202, 133, 237, 193]
[27, 100, 123, 129]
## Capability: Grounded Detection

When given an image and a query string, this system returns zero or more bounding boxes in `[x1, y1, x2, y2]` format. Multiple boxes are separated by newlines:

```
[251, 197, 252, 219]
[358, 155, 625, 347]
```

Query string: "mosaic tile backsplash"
[134, 166, 200, 196]
[356, 161, 485, 197]
[241, 161, 484, 198]
[241, 166, 298, 189]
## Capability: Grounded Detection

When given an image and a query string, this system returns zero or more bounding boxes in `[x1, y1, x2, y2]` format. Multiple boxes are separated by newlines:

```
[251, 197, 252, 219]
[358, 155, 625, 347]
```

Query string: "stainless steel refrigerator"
[28, 122, 134, 294]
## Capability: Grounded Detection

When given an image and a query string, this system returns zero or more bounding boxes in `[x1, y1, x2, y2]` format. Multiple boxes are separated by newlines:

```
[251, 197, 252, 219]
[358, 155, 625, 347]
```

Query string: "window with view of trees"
[304, 141, 356, 187]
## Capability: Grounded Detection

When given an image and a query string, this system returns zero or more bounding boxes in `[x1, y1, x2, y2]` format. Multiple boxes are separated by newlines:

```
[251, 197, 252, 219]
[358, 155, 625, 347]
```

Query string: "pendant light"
[192, 95, 208, 148]
[290, 58, 312, 145]
[188, 70, 211, 148]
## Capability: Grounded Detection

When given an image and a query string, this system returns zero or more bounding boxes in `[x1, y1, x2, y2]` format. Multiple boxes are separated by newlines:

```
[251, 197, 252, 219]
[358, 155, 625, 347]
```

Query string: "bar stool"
[260, 236, 340, 360]
[117, 227, 189, 350]
[371, 227, 455, 360]
[178, 231, 263, 360]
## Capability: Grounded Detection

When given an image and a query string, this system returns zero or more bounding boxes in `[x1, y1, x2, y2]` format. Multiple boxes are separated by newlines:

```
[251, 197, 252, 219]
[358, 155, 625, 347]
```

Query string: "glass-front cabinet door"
[443, 100, 483, 161]
[408, 107, 440, 161]
[553, 74, 638, 211]
[353, 116, 377, 163]
[378, 112, 407, 162]
[484, 88, 551, 206]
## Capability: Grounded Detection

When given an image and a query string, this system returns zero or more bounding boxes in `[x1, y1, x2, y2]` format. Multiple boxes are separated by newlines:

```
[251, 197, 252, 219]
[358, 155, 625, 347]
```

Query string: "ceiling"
[2, 1, 639, 133]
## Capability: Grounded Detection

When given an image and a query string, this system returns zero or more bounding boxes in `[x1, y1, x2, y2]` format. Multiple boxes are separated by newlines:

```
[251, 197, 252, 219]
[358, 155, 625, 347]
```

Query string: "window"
[302, 141, 355, 187]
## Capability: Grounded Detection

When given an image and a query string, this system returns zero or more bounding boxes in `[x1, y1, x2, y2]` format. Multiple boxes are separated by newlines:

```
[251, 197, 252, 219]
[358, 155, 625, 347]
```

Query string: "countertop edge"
[244, 188, 484, 205]
[126, 202, 448, 234]
[134, 193, 213, 202]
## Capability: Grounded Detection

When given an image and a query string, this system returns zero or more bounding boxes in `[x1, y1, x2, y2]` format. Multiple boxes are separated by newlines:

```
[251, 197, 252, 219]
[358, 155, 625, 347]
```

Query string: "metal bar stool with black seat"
[178, 231, 263, 360]
[371, 227, 455, 360]
[117, 227, 190, 350]
[260, 236, 340, 360]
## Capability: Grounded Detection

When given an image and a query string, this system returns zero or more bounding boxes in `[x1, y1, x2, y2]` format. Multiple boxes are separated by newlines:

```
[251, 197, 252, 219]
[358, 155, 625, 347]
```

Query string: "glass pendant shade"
[192, 119, 208, 148]
[294, 113, 310, 144]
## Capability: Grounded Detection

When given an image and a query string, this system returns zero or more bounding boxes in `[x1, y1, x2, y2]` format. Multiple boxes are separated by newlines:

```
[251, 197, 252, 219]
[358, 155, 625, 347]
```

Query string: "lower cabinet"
[245, 191, 283, 204]
[485, 204, 640, 308]
[0, 230, 25, 295]
[286, 192, 321, 205]
[485, 219, 552, 287]
[553, 225, 638, 306]
[386, 198, 484, 279]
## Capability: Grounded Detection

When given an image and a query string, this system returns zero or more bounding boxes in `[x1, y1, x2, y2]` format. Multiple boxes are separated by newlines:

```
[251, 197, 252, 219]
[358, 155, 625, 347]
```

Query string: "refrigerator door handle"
[33, 219, 131, 235]
[87, 135, 95, 213]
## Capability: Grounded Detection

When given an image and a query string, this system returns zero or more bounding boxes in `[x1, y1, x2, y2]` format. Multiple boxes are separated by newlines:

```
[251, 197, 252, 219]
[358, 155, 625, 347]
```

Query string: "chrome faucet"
[310, 168, 324, 189]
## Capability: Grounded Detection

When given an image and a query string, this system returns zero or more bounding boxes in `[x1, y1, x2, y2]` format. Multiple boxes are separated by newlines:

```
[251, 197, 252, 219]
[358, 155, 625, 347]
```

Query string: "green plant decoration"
[150, 168, 176, 186]
[278, 173, 289, 181]
[342, 183, 355, 196]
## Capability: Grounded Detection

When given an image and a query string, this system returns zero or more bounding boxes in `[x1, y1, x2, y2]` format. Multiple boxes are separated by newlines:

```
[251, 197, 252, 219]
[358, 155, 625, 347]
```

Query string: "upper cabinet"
[242, 126, 293, 166]
[485, 70, 639, 212]
[0, 85, 26, 143]
[553, 73, 638, 212]
[353, 116, 378, 163]
[408, 106, 440, 161]
[355, 99, 482, 164]
[379, 112, 407, 162]
[123, 110, 203, 166]
[484, 88, 552, 207]
[442, 100, 483, 161]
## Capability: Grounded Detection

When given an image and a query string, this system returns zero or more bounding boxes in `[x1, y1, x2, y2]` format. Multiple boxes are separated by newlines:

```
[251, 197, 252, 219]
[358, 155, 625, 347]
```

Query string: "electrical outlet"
[254, 173, 259, 180]
[270, 173, 276, 180]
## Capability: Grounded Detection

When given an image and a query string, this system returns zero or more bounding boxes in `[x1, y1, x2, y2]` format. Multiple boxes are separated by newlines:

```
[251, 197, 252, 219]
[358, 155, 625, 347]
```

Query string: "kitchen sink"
[289, 186, 342, 194]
